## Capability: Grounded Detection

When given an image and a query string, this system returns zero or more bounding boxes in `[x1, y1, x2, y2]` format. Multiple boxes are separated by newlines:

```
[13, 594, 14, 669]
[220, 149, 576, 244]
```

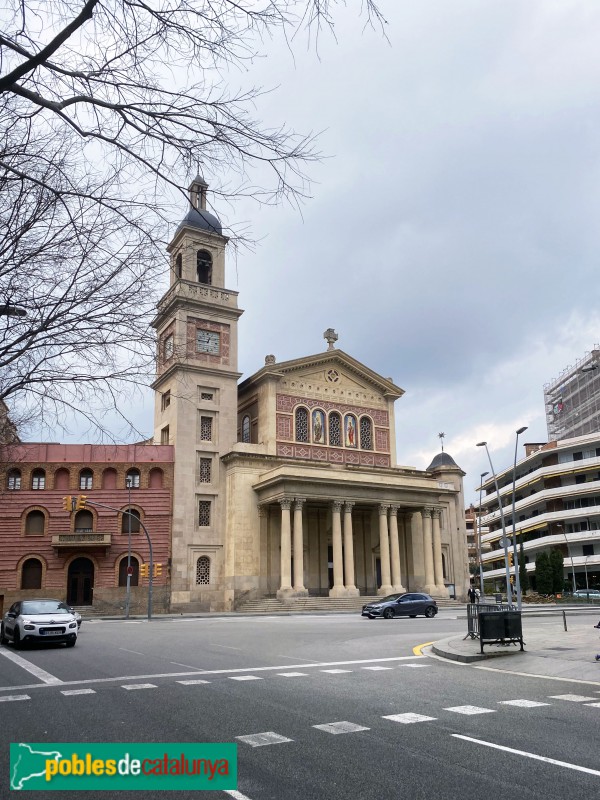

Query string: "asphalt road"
[2, 611, 600, 799]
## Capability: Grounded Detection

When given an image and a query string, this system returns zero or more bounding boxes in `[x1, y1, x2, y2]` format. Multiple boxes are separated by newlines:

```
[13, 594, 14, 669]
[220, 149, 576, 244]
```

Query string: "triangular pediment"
[240, 350, 404, 403]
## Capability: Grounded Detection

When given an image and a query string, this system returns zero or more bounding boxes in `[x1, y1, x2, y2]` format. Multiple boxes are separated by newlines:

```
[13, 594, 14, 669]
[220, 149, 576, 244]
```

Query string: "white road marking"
[362, 666, 392, 671]
[229, 676, 262, 681]
[321, 669, 351, 674]
[0, 694, 30, 702]
[472, 663, 600, 688]
[277, 672, 308, 677]
[453, 734, 600, 776]
[400, 663, 430, 668]
[548, 694, 597, 702]
[313, 721, 370, 734]
[170, 662, 204, 669]
[122, 683, 157, 690]
[0, 655, 423, 693]
[209, 644, 242, 650]
[445, 705, 496, 715]
[237, 732, 292, 747]
[584, 702, 600, 707]
[119, 648, 145, 655]
[225, 791, 255, 800]
[0, 648, 63, 685]
[61, 689, 96, 696]
[177, 679, 210, 685]
[499, 699, 550, 707]
[383, 713, 436, 724]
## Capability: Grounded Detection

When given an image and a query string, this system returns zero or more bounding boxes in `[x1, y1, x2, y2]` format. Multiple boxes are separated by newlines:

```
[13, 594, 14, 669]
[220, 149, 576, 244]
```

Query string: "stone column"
[388, 505, 406, 593]
[276, 498, 293, 599]
[293, 497, 308, 595]
[258, 504, 269, 596]
[343, 502, 359, 596]
[432, 508, 449, 597]
[329, 500, 345, 597]
[422, 507, 437, 595]
[377, 503, 393, 595]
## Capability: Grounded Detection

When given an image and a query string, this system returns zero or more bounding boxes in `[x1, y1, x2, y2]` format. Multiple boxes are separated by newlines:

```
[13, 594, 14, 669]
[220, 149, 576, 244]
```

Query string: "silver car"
[0, 599, 78, 648]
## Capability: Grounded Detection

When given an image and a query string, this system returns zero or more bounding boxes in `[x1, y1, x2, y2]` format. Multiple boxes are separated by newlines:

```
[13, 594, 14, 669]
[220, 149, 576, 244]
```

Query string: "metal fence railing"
[464, 603, 512, 639]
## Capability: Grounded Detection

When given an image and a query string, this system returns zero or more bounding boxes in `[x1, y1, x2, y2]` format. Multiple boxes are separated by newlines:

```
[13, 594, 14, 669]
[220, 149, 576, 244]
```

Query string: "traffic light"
[75, 495, 87, 510]
[140, 563, 149, 578]
[153, 563, 162, 578]
[62, 495, 73, 512]
[508, 552, 514, 567]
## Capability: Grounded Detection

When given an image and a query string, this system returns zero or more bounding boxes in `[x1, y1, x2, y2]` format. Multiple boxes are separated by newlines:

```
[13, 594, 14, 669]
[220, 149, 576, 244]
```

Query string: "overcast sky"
[60, 1, 600, 505]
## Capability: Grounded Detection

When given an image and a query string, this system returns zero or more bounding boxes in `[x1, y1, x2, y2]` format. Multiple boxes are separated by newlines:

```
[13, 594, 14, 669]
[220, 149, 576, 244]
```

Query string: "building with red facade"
[0, 443, 173, 616]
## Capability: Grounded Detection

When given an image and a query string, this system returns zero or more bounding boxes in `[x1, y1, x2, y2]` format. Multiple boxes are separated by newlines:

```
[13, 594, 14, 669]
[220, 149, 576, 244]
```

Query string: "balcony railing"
[51, 532, 111, 548]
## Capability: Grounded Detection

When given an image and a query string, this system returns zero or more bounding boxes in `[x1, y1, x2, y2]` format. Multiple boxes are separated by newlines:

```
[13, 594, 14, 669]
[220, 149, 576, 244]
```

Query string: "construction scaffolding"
[544, 345, 600, 440]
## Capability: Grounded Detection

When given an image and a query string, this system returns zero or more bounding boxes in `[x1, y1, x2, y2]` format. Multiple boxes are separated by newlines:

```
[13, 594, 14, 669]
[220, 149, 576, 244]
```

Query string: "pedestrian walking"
[468, 587, 476, 604]
[475, 588, 481, 603]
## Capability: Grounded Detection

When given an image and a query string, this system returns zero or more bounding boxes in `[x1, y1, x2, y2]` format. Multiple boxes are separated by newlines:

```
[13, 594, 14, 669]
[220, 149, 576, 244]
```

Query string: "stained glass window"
[199, 500, 211, 526]
[360, 417, 373, 450]
[295, 407, 309, 442]
[329, 412, 341, 447]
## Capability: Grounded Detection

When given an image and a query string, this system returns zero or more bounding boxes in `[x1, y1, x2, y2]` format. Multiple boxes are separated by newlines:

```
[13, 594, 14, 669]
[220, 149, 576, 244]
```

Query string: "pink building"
[0, 443, 173, 616]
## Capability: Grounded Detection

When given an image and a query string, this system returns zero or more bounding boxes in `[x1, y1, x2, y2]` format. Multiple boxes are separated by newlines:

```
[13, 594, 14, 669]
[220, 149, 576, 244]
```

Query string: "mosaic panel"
[277, 414, 292, 441]
[375, 428, 390, 453]
[277, 394, 388, 426]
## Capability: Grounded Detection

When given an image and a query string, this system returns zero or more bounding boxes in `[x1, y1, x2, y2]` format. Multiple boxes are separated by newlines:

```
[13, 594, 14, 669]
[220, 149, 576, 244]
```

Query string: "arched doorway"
[67, 557, 94, 605]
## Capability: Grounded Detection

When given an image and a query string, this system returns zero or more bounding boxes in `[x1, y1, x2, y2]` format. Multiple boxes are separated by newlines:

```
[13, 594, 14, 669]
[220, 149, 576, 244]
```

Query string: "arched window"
[241, 415, 251, 443]
[74, 510, 93, 532]
[175, 253, 182, 279]
[344, 415, 357, 448]
[121, 508, 141, 533]
[196, 555, 210, 585]
[126, 468, 140, 489]
[21, 558, 42, 590]
[79, 469, 93, 490]
[359, 416, 373, 450]
[149, 468, 163, 489]
[196, 250, 212, 285]
[7, 468, 21, 490]
[25, 510, 45, 535]
[31, 469, 45, 490]
[102, 468, 117, 489]
[118, 556, 139, 587]
[295, 407, 309, 443]
[329, 412, 342, 447]
[54, 468, 70, 491]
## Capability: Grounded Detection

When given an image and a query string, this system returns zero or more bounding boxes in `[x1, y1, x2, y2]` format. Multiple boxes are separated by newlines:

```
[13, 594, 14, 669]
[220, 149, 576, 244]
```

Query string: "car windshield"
[382, 594, 402, 602]
[20, 601, 70, 615]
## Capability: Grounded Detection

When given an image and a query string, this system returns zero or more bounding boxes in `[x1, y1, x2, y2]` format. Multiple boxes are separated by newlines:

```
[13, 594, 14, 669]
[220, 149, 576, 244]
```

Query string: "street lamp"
[556, 524, 577, 594]
[477, 441, 512, 605]
[511, 426, 528, 610]
[125, 476, 132, 619]
[0, 304, 26, 317]
[477, 471, 489, 596]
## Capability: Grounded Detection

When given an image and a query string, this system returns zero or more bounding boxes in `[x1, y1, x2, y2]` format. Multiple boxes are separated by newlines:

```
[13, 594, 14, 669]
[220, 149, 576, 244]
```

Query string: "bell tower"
[152, 177, 243, 611]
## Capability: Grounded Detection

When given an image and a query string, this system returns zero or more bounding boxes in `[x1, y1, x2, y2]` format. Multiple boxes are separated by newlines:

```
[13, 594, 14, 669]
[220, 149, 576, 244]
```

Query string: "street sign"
[127, 566, 134, 576]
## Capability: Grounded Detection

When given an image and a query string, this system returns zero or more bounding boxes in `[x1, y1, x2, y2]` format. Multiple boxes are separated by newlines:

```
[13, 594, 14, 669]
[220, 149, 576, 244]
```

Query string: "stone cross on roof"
[323, 328, 338, 351]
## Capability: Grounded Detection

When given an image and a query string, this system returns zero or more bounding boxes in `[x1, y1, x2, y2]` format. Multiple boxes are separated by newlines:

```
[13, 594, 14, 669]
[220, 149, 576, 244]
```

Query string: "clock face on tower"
[196, 329, 221, 355]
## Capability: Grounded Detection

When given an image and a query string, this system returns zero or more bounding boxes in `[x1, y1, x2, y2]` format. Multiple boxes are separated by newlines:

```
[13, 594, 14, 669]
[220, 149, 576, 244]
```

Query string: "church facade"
[152, 179, 470, 611]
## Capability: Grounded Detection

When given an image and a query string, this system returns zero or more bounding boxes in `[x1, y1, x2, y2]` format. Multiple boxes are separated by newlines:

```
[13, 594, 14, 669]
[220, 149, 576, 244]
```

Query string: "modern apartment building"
[478, 434, 600, 592]
[544, 346, 600, 440]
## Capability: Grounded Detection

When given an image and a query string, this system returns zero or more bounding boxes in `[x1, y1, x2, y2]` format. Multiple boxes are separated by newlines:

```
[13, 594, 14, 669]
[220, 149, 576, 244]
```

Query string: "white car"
[572, 589, 600, 600]
[0, 599, 78, 648]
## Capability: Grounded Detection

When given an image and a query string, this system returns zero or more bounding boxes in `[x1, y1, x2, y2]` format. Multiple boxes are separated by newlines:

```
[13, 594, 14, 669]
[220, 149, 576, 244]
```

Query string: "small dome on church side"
[177, 207, 222, 235]
[426, 451, 460, 471]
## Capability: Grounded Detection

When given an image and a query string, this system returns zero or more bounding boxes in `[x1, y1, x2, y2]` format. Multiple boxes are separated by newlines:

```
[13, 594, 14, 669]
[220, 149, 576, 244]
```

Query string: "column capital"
[294, 497, 307, 509]
[432, 507, 442, 519]
[332, 500, 344, 513]
[388, 503, 400, 515]
[422, 506, 433, 518]
[257, 504, 268, 518]
[343, 501, 355, 513]
[378, 503, 389, 515]
[279, 498, 292, 511]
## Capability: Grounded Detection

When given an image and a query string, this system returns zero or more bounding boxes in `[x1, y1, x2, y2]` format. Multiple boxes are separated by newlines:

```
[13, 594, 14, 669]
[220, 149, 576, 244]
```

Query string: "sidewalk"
[432, 613, 600, 684]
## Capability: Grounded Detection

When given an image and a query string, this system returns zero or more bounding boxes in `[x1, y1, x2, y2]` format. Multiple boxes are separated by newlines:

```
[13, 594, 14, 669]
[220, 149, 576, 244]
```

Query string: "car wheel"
[0, 625, 8, 645]
[383, 608, 395, 620]
[424, 606, 437, 618]
[13, 629, 22, 649]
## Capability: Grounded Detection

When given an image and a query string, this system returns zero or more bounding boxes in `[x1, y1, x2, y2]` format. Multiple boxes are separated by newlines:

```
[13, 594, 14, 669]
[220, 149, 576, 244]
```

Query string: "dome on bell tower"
[176, 175, 222, 234]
